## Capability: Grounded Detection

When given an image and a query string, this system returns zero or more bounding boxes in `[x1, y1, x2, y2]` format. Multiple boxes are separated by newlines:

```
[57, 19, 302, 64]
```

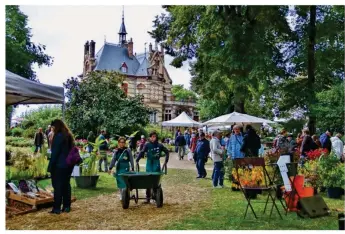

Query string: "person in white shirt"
[210, 130, 225, 188]
[331, 133, 344, 160]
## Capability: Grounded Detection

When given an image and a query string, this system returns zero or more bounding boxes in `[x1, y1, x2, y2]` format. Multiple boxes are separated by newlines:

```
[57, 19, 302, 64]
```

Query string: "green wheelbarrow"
[119, 163, 167, 209]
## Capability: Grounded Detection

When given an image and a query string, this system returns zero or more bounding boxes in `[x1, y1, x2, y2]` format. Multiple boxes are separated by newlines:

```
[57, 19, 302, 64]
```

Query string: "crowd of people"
[32, 118, 344, 214]
[272, 128, 344, 162]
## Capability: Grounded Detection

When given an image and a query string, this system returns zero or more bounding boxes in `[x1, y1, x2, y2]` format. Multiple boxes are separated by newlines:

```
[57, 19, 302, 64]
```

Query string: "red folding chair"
[234, 158, 283, 219]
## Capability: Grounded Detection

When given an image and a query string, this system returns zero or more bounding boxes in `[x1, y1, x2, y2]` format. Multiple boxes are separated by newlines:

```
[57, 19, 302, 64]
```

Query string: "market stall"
[6, 70, 65, 106]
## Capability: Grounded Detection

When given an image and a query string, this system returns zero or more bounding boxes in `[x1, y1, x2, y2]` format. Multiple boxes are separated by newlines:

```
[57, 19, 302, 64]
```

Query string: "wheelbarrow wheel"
[156, 187, 163, 208]
[122, 188, 130, 209]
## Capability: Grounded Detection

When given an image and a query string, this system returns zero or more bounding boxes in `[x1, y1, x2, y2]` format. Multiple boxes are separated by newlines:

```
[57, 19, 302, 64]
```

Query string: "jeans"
[87, 145, 93, 153]
[34, 145, 42, 153]
[196, 158, 207, 177]
[51, 167, 73, 211]
[213, 161, 224, 187]
[99, 150, 108, 172]
[178, 146, 185, 159]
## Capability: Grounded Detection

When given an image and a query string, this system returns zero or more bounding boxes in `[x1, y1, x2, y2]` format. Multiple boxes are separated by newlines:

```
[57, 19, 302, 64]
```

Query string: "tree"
[311, 82, 344, 133]
[171, 84, 197, 101]
[149, 6, 293, 114]
[21, 106, 62, 138]
[6, 6, 53, 129]
[278, 6, 344, 133]
[64, 71, 151, 138]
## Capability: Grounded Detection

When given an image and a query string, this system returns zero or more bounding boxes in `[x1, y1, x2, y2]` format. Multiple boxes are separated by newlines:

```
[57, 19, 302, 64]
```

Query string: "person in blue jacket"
[320, 130, 333, 153]
[195, 132, 211, 178]
[227, 125, 245, 159]
[48, 119, 74, 214]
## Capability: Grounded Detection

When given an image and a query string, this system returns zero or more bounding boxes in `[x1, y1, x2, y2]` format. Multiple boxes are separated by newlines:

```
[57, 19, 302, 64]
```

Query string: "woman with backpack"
[108, 137, 135, 200]
[48, 119, 75, 214]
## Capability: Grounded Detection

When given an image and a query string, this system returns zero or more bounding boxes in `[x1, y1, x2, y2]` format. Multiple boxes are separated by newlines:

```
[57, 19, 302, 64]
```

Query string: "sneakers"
[213, 185, 224, 189]
[196, 176, 202, 179]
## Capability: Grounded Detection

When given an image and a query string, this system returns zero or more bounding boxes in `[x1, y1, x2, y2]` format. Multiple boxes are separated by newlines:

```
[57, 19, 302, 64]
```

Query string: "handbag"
[188, 152, 194, 161]
[66, 146, 83, 167]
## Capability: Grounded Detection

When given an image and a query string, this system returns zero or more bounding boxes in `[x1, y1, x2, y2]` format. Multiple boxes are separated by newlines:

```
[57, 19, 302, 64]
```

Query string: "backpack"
[66, 146, 83, 167]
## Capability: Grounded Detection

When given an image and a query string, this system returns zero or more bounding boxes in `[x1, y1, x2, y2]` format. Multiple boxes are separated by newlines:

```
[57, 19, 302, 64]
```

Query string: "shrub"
[23, 128, 36, 139]
[11, 128, 24, 137]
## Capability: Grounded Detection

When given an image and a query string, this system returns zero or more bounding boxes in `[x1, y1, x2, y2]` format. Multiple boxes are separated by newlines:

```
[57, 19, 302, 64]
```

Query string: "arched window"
[122, 83, 128, 96]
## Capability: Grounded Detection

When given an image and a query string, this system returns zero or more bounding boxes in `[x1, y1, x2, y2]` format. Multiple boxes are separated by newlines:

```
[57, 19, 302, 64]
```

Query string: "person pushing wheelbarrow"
[136, 131, 169, 204]
[108, 137, 135, 200]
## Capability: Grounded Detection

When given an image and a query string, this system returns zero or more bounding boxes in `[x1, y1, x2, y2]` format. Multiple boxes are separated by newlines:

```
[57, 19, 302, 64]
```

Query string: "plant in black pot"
[74, 138, 105, 189]
[318, 153, 345, 199]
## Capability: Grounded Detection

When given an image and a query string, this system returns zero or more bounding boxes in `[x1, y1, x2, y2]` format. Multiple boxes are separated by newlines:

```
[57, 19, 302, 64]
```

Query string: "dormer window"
[121, 62, 128, 73]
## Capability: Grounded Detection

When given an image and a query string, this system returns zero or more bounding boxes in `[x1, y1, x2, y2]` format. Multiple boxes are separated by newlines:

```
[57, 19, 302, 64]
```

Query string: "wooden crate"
[8, 191, 77, 209]
[8, 191, 54, 208]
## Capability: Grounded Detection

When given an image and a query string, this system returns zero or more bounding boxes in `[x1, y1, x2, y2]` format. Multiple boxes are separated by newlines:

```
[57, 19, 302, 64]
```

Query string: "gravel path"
[139, 152, 213, 171]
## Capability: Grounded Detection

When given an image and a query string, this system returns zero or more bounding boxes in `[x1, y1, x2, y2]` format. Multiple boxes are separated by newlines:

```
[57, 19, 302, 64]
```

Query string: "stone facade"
[82, 13, 198, 124]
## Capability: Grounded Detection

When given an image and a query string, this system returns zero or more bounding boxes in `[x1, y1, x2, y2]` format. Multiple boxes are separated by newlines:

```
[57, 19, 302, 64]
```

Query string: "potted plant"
[73, 137, 104, 189]
[318, 153, 345, 199]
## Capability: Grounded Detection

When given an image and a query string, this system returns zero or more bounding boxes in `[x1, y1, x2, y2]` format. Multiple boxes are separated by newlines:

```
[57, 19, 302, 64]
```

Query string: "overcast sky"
[14, 5, 192, 117]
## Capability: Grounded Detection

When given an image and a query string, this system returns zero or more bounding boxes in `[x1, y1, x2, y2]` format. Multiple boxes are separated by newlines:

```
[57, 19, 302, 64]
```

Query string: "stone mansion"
[82, 12, 198, 124]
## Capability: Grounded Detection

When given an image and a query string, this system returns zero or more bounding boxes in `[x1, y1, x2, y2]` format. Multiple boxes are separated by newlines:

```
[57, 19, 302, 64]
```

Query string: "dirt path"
[6, 168, 212, 230]
[139, 152, 213, 171]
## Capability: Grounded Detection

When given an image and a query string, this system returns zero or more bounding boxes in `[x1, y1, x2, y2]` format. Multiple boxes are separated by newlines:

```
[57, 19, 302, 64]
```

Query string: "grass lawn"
[165, 178, 344, 230]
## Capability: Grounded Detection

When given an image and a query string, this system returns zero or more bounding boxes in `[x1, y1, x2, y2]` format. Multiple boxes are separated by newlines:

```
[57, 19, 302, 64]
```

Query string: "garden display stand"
[234, 158, 283, 220]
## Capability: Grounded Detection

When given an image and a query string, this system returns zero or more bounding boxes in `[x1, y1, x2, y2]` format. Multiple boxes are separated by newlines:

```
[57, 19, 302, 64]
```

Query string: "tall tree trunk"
[234, 100, 245, 113]
[307, 5, 316, 135]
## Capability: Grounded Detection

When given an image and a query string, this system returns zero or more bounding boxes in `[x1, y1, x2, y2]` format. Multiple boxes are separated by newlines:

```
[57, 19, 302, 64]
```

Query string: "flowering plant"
[305, 148, 328, 161]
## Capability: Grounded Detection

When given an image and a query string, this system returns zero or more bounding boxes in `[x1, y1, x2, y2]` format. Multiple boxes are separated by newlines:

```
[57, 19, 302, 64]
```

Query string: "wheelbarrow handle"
[136, 163, 140, 172]
[162, 163, 168, 175]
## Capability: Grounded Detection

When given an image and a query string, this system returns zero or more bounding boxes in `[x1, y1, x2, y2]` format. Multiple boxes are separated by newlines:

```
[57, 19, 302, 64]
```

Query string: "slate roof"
[94, 42, 149, 76]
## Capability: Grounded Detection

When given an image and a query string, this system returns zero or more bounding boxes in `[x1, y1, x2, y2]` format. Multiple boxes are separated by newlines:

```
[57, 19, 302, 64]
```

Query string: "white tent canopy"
[162, 111, 202, 127]
[203, 111, 275, 126]
[6, 70, 65, 106]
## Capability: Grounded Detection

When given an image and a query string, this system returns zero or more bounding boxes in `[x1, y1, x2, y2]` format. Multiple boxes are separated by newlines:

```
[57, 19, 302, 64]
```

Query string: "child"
[108, 137, 134, 200]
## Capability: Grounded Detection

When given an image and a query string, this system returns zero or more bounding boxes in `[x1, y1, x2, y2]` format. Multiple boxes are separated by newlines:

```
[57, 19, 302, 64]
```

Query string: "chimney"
[84, 41, 90, 55]
[128, 38, 133, 58]
[149, 43, 152, 53]
[89, 40, 96, 58]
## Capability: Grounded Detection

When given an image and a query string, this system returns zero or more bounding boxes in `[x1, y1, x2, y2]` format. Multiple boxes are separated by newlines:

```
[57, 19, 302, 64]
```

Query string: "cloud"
[15, 5, 192, 117]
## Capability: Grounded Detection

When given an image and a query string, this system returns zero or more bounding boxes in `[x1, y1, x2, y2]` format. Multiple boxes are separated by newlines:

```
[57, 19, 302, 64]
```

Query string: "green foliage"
[171, 85, 197, 101]
[7, 146, 49, 180]
[319, 153, 345, 188]
[23, 128, 36, 139]
[150, 6, 293, 115]
[64, 70, 151, 138]
[311, 82, 344, 133]
[144, 124, 173, 140]
[21, 106, 62, 132]
[6, 136, 33, 148]
[80, 137, 105, 176]
[11, 127, 23, 137]
[6, 5, 53, 80]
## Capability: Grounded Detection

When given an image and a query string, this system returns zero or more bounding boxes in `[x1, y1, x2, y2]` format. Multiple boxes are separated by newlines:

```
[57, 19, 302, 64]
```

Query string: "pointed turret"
[118, 6, 127, 45]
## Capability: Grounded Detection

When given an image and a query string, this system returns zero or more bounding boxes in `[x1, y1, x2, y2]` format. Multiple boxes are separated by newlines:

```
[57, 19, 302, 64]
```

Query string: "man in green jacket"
[136, 131, 169, 203]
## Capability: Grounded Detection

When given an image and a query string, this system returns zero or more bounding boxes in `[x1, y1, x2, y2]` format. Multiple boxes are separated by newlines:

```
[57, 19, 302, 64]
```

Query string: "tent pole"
[62, 102, 65, 121]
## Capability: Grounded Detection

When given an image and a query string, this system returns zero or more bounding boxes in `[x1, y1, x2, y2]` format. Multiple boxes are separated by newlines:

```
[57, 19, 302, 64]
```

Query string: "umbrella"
[203, 112, 275, 126]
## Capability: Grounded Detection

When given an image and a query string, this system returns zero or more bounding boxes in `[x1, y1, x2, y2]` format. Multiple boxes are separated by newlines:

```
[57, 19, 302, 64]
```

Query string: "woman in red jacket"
[190, 133, 198, 163]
